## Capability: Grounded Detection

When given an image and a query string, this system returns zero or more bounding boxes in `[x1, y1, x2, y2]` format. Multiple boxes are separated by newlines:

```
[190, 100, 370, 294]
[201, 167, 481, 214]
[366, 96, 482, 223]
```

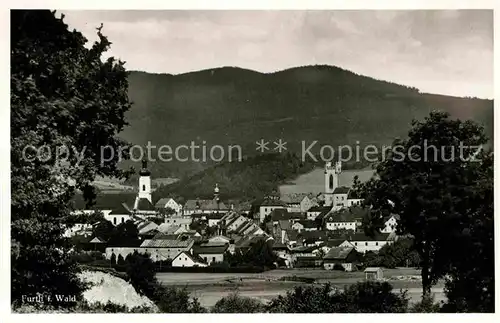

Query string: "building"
[207, 213, 225, 227]
[282, 194, 314, 212]
[291, 220, 318, 232]
[171, 251, 207, 267]
[364, 267, 384, 280]
[323, 246, 359, 271]
[348, 232, 396, 253]
[381, 214, 400, 233]
[272, 242, 291, 267]
[192, 243, 229, 265]
[163, 216, 191, 230]
[154, 197, 183, 215]
[138, 159, 152, 203]
[324, 206, 366, 231]
[298, 230, 330, 246]
[157, 224, 188, 235]
[324, 161, 342, 207]
[255, 197, 288, 223]
[139, 238, 195, 261]
[183, 184, 230, 215]
[307, 206, 331, 220]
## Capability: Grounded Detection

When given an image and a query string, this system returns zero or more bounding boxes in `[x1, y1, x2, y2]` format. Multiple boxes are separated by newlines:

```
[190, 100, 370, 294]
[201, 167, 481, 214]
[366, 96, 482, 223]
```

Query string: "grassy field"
[156, 268, 445, 308]
[279, 167, 376, 196]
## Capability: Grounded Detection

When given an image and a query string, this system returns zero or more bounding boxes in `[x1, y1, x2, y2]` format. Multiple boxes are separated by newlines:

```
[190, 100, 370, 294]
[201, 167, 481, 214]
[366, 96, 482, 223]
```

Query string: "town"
[67, 159, 399, 272]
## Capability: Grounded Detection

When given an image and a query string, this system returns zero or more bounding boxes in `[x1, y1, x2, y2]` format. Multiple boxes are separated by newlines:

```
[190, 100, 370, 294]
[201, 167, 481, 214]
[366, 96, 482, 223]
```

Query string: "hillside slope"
[122, 65, 493, 177]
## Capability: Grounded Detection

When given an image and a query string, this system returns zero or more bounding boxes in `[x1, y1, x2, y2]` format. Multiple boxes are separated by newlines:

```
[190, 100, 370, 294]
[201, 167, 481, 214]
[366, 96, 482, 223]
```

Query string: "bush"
[120, 251, 208, 313]
[267, 282, 409, 313]
[333, 264, 346, 271]
[71, 251, 106, 264]
[212, 292, 265, 313]
[117, 254, 126, 265]
[110, 253, 117, 266]
[13, 301, 156, 313]
[409, 295, 442, 313]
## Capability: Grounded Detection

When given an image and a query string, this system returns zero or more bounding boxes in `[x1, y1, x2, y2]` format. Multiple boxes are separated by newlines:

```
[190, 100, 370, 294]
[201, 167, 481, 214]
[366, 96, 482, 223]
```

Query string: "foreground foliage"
[11, 10, 132, 308]
[267, 281, 409, 313]
[354, 111, 494, 311]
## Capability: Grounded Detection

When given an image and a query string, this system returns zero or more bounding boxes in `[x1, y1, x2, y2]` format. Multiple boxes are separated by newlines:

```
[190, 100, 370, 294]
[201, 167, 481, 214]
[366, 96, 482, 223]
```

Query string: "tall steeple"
[138, 159, 152, 203]
[324, 161, 341, 207]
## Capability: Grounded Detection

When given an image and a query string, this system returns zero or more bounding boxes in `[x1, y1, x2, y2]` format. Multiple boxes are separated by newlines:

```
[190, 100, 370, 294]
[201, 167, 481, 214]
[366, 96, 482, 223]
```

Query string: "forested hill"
[121, 65, 493, 178]
[152, 153, 316, 202]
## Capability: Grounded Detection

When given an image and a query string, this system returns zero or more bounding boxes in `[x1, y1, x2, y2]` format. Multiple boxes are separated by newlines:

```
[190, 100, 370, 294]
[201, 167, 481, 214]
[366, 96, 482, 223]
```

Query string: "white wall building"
[172, 251, 207, 267]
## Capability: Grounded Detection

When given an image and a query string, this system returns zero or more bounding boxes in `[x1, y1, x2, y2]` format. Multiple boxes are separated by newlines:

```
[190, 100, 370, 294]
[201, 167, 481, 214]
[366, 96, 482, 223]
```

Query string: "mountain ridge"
[121, 64, 493, 178]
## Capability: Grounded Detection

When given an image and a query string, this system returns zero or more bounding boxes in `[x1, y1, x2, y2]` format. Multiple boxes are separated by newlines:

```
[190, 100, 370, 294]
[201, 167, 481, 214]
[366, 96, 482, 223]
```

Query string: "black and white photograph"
[7, 3, 496, 316]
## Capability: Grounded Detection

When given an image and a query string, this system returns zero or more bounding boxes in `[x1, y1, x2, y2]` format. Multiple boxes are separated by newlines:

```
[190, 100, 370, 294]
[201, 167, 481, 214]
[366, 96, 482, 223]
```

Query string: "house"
[272, 241, 291, 267]
[235, 235, 273, 253]
[183, 198, 230, 215]
[163, 216, 191, 230]
[283, 229, 299, 247]
[323, 239, 354, 253]
[348, 232, 396, 253]
[323, 246, 359, 271]
[154, 197, 182, 215]
[291, 219, 318, 232]
[140, 238, 195, 261]
[192, 243, 229, 265]
[208, 235, 235, 253]
[138, 221, 159, 235]
[298, 230, 329, 246]
[105, 237, 194, 262]
[307, 206, 331, 220]
[282, 193, 314, 212]
[381, 214, 400, 233]
[332, 186, 351, 211]
[254, 197, 288, 223]
[137, 221, 159, 239]
[208, 235, 232, 244]
[157, 224, 187, 235]
[364, 267, 384, 280]
[324, 206, 365, 231]
[347, 190, 363, 207]
[207, 213, 225, 227]
[289, 245, 318, 265]
[270, 209, 306, 225]
[171, 251, 207, 267]
[294, 255, 323, 268]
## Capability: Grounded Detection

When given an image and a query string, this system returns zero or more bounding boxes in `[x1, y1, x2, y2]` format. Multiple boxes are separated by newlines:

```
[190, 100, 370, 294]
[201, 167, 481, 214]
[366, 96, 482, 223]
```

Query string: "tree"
[354, 111, 491, 300]
[441, 151, 494, 312]
[92, 220, 115, 242]
[212, 292, 265, 313]
[108, 220, 140, 246]
[11, 10, 132, 308]
[110, 253, 117, 266]
[125, 251, 157, 296]
[242, 239, 278, 268]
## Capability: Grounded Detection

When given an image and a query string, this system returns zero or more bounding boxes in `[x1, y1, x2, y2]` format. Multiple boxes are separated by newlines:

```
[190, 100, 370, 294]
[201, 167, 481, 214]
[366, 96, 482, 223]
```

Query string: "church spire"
[214, 183, 220, 201]
[139, 159, 151, 176]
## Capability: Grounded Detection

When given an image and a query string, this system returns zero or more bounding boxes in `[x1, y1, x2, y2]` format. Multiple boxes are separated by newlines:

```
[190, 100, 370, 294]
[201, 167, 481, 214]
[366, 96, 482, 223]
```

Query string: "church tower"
[138, 159, 152, 203]
[324, 161, 341, 207]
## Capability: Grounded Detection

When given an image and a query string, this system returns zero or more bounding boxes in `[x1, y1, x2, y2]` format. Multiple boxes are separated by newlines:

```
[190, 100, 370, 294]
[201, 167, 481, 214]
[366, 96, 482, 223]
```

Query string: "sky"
[62, 10, 493, 99]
